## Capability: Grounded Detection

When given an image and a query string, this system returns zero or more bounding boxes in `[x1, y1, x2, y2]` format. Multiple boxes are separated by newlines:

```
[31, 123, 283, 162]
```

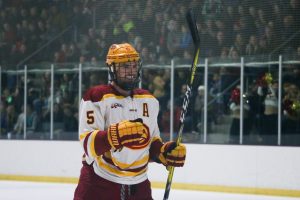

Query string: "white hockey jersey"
[79, 84, 162, 185]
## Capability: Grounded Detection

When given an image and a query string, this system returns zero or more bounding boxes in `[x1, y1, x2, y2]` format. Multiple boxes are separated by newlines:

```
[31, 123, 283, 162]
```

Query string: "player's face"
[116, 61, 138, 84]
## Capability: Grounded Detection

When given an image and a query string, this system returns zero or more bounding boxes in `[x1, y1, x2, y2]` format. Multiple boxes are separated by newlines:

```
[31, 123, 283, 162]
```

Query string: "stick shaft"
[163, 48, 200, 200]
[163, 9, 200, 200]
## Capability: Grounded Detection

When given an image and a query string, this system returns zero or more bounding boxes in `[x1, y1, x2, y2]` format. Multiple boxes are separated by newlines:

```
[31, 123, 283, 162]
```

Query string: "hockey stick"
[163, 9, 201, 200]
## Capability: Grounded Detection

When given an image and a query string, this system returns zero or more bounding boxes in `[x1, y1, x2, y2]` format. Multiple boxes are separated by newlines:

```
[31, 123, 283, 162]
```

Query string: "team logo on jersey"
[128, 124, 151, 150]
[111, 103, 123, 109]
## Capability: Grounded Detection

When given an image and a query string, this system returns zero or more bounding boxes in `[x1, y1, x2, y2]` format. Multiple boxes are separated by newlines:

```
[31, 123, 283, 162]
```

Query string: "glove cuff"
[158, 142, 175, 166]
[158, 152, 167, 166]
[107, 124, 121, 149]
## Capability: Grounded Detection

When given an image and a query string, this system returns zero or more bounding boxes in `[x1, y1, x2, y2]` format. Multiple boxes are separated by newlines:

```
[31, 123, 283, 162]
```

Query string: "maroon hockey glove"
[158, 141, 186, 167]
[107, 118, 150, 150]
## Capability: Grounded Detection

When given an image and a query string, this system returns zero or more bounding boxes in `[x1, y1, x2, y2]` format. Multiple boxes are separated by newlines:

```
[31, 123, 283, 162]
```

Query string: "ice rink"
[0, 181, 299, 200]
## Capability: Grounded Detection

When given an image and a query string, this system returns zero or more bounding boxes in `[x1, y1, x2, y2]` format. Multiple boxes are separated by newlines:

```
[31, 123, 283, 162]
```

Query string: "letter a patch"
[143, 103, 149, 117]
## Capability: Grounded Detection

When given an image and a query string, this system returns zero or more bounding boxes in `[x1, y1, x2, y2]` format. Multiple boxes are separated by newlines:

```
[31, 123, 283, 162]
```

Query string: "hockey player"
[74, 43, 186, 200]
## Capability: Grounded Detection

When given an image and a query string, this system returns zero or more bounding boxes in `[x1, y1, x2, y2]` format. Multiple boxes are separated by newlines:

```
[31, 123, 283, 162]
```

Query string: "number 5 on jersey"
[87, 111, 94, 124]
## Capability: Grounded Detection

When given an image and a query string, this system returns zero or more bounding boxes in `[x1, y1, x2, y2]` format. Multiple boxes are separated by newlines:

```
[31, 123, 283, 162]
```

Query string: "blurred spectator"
[297, 46, 300, 58]
[66, 43, 80, 62]
[246, 6, 258, 36]
[220, 47, 229, 59]
[285, 0, 300, 27]
[63, 105, 77, 132]
[224, 5, 237, 27]
[228, 47, 240, 60]
[209, 72, 224, 116]
[121, 13, 135, 34]
[48, 5, 67, 32]
[194, 85, 205, 133]
[1, 104, 17, 138]
[257, 74, 278, 145]
[140, 46, 152, 64]
[283, 64, 300, 88]
[203, 19, 217, 54]
[141, 68, 155, 90]
[11, 87, 23, 113]
[264, 25, 280, 53]
[10, 42, 28, 64]
[245, 80, 265, 143]
[182, 48, 193, 63]
[88, 72, 105, 88]
[36, 20, 46, 41]
[90, 56, 98, 67]
[13, 104, 39, 136]
[282, 15, 297, 48]
[53, 51, 65, 63]
[215, 31, 230, 56]
[1, 88, 13, 105]
[151, 74, 166, 100]
[26, 88, 37, 107]
[137, 1, 155, 44]
[193, 85, 214, 134]
[166, 19, 181, 57]
[202, 0, 223, 19]
[229, 85, 251, 144]
[160, 99, 181, 137]
[256, 9, 267, 38]
[258, 36, 268, 55]
[233, 17, 249, 41]
[272, 4, 283, 36]
[282, 83, 300, 145]
[3, 23, 16, 45]
[179, 24, 192, 52]
[245, 35, 259, 55]
[0, 101, 6, 136]
[230, 33, 246, 56]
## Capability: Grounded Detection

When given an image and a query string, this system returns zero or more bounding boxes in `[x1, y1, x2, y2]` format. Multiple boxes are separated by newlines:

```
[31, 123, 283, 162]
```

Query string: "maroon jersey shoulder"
[83, 85, 116, 102]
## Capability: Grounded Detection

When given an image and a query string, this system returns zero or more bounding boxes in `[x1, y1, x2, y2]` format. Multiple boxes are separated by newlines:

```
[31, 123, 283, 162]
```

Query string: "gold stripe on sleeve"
[100, 94, 125, 101]
[90, 130, 99, 157]
[100, 93, 155, 101]
[79, 131, 91, 141]
[133, 94, 155, 99]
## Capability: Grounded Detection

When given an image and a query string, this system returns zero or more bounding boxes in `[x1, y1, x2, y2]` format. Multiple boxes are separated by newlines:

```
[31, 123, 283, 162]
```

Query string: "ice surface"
[0, 181, 299, 200]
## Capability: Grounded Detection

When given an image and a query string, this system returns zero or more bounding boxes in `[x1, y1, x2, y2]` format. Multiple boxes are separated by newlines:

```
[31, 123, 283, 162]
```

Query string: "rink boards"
[0, 140, 299, 198]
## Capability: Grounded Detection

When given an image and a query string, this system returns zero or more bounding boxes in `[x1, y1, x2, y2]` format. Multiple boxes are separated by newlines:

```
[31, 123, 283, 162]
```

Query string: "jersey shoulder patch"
[83, 85, 115, 102]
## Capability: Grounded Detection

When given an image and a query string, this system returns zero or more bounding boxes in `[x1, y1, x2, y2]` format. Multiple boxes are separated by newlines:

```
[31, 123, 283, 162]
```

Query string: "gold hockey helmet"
[106, 43, 140, 65]
[106, 43, 142, 90]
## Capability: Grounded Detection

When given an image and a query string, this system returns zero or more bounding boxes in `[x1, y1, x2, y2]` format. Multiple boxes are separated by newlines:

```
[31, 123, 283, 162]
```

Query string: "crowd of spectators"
[1, 0, 300, 66]
[0, 0, 94, 66]
[0, 0, 300, 143]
